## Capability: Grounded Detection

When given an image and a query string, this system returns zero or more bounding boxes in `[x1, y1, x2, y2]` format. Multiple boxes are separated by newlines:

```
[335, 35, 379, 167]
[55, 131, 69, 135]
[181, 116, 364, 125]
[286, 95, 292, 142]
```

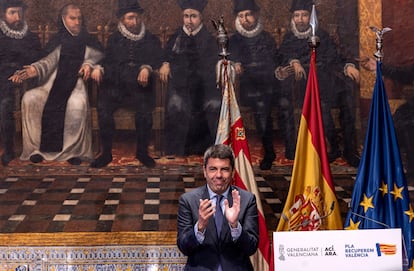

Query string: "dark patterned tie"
[215, 194, 224, 237]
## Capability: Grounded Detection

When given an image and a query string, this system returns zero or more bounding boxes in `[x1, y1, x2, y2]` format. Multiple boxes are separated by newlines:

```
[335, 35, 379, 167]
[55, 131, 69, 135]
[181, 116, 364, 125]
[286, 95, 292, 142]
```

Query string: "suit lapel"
[200, 186, 217, 241]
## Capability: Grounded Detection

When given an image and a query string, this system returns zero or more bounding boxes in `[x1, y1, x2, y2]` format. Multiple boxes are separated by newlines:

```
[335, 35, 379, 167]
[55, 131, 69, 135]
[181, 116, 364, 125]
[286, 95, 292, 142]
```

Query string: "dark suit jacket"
[177, 185, 259, 270]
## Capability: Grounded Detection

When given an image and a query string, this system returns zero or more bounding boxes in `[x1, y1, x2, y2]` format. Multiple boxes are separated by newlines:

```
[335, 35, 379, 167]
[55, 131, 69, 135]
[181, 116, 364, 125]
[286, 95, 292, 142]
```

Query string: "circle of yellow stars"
[345, 181, 414, 230]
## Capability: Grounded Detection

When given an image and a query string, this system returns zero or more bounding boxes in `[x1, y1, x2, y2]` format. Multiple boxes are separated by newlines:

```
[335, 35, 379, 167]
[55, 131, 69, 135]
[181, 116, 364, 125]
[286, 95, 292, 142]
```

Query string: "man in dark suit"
[177, 144, 259, 270]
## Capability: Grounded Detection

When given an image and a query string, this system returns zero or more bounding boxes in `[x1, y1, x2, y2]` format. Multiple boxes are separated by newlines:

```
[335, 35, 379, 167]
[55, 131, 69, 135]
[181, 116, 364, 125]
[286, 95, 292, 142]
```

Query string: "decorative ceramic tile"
[0, 245, 186, 271]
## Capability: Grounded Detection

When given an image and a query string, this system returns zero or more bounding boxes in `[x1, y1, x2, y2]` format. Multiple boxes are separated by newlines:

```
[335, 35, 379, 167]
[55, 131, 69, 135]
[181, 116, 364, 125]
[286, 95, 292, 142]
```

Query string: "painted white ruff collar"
[290, 18, 312, 40]
[0, 20, 28, 39]
[234, 17, 263, 38]
[118, 21, 146, 41]
[182, 23, 203, 36]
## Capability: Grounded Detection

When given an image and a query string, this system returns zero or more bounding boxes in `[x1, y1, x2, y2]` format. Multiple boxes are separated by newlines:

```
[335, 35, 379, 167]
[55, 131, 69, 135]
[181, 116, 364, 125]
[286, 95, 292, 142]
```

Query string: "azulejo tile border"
[0, 232, 186, 271]
[0, 245, 186, 271]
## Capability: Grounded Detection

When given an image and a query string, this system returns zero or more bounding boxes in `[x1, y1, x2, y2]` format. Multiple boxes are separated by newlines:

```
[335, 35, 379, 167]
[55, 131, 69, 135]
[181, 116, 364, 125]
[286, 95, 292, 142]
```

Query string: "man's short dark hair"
[203, 144, 235, 169]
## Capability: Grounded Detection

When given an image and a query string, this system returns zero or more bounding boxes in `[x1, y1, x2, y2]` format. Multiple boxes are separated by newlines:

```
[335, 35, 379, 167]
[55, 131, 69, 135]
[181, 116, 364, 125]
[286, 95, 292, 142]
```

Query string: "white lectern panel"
[273, 228, 403, 271]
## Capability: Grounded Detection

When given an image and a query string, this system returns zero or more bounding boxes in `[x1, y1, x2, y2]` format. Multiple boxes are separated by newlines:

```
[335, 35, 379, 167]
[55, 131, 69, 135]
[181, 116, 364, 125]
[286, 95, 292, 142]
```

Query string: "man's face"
[4, 7, 24, 30]
[182, 8, 202, 33]
[121, 12, 142, 34]
[203, 157, 234, 195]
[292, 10, 310, 32]
[237, 10, 257, 31]
[63, 7, 82, 35]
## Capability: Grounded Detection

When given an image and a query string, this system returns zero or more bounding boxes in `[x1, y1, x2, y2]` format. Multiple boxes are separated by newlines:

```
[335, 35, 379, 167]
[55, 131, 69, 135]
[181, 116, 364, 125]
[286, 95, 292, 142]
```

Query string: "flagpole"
[344, 23, 414, 270]
[367, 24, 412, 271]
[277, 4, 343, 232]
[212, 16, 273, 271]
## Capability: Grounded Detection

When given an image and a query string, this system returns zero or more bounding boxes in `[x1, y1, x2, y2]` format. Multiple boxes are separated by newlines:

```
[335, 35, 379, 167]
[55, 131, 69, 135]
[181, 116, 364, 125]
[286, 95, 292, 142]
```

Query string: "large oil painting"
[1, 0, 414, 269]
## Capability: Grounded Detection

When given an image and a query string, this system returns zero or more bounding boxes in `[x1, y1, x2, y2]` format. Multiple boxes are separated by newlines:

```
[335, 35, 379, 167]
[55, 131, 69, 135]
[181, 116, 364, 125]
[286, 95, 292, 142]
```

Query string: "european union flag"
[344, 61, 414, 268]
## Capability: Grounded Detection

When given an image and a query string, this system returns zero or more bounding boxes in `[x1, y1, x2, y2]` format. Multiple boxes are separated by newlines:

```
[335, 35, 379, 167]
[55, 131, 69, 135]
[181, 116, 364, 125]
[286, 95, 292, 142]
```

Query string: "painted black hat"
[290, 0, 313, 12]
[178, 0, 208, 13]
[117, 0, 144, 18]
[1, 0, 26, 11]
[233, 0, 259, 14]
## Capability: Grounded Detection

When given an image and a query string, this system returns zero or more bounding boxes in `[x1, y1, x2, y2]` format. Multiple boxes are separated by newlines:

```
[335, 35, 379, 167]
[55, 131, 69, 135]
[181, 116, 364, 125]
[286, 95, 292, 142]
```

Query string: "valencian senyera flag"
[276, 49, 343, 232]
[344, 61, 414, 268]
[215, 59, 273, 271]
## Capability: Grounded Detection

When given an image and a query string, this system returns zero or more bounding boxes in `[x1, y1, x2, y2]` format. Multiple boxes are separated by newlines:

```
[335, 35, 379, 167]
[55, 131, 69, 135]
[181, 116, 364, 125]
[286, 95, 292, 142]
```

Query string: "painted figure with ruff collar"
[91, 0, 162, 168]
[275, 0, 360, 167]
[0, 0, 41, 166]
[159, 0, 221, 157]
[229, 0, 295, 169]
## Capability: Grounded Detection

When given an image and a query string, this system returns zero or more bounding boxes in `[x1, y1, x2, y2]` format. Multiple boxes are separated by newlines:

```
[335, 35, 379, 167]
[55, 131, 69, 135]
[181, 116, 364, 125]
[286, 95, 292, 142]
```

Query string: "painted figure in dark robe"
[229, 0, 296, 169]
[91, 0, 162, 168]
[275, 0, 360, 166]
[12, 3, 103, 165]
[1, 0, 41, 166]
[159, 0, 221, 156]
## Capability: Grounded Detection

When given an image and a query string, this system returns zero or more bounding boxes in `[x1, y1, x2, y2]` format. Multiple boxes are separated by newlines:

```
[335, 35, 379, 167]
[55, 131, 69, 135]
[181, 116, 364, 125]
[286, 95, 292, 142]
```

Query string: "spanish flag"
[276, 49, 342, 231]
[215, 59, 273, 271]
